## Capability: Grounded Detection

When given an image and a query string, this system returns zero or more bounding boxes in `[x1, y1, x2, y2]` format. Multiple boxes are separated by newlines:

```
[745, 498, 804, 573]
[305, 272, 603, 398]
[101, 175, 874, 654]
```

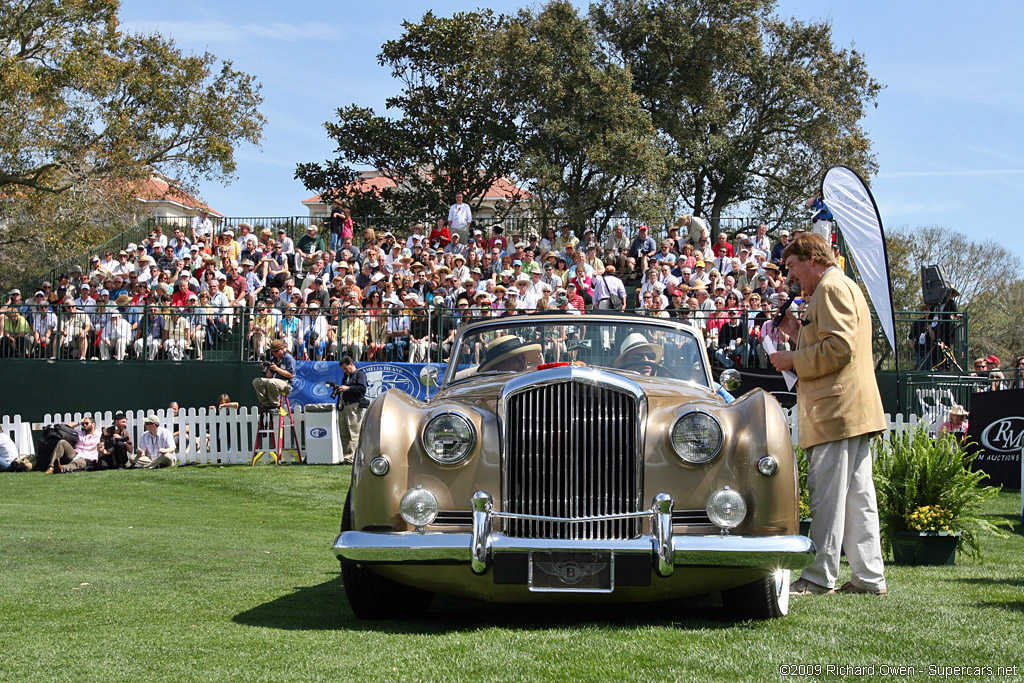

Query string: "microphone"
[773, 282, 801, 326]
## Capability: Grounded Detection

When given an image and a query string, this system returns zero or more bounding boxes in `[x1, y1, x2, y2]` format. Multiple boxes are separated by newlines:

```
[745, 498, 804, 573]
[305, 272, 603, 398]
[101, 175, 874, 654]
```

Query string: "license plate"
[528, 551, 614, 593]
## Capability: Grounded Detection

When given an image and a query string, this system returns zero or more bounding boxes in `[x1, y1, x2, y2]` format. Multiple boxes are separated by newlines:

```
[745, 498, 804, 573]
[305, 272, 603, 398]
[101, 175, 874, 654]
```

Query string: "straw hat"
[478, 335, 541, 372]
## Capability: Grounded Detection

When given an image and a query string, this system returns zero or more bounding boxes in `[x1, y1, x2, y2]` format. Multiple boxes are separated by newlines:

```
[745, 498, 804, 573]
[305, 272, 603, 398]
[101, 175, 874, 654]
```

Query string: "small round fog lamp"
[757, 456, 778, 477]
[400, 486, 438, 528]
[369, 456, 390, 476]
[706, 486, 747, 529]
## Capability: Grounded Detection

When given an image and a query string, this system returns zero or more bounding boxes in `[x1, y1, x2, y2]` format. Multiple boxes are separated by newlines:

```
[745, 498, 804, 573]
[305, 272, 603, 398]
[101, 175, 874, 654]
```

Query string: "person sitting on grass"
[42, 417, 101, 473]
[130, 414, 178, 469]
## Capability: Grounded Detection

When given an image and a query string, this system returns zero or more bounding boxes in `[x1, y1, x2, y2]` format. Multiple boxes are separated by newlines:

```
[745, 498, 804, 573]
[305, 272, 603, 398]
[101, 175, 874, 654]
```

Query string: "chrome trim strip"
[332, 532, 816, 570]
[493, 510, 653, 523]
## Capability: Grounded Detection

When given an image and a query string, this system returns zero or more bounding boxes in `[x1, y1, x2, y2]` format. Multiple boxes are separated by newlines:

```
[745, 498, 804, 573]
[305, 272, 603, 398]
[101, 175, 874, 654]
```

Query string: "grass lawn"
[2, 467, 1021, 682]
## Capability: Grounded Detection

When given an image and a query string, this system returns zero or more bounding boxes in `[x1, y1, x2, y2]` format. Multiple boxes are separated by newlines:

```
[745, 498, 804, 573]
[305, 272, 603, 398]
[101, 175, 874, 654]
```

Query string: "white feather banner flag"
[821, 166, 896, 353]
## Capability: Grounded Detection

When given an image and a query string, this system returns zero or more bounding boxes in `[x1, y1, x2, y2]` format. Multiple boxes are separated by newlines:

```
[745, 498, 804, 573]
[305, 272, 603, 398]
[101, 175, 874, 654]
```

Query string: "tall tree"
[296, 10, 527, 220]
[507, 1, 667, 236]
[0, 0, 265, 289]
[592, 0, 882, 233]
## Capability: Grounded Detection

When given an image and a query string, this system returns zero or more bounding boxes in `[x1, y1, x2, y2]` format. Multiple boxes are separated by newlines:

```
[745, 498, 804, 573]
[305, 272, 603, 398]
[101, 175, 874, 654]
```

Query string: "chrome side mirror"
[719, 368, 741, 392]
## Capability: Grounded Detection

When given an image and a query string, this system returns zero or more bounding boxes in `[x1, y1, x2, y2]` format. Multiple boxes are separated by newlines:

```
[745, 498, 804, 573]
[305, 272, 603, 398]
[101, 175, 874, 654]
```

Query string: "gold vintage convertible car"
[333, 313, 813, 620]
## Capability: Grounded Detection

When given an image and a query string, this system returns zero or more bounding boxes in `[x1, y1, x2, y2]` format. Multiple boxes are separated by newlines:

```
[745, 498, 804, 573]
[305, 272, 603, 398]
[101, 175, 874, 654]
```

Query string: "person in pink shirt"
[42, 417, 101, 473]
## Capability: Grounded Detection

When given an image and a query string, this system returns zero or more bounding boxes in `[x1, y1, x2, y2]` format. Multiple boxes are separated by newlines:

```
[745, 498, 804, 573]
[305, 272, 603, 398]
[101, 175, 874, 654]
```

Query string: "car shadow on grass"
[233, 572, 751, 633]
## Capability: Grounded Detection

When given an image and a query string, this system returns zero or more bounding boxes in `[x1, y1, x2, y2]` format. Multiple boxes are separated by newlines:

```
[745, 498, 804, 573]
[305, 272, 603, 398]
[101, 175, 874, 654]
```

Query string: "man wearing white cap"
[131, 415, 178, 468]
[99, 310, 133, 361]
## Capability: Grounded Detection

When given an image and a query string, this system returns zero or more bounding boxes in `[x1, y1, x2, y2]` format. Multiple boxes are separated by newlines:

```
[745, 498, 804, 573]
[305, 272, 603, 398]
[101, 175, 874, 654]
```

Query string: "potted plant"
[872, 425, 1007, 565]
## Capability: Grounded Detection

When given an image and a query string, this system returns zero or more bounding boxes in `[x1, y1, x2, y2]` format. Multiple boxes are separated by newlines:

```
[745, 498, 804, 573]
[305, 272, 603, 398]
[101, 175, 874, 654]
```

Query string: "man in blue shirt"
[627, 225, 657, 278]
[252, 339, 296, 409]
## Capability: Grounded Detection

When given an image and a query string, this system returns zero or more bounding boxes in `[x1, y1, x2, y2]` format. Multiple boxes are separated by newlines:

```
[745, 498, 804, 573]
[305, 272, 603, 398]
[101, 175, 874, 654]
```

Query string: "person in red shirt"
[564, 282, 586, 311]
[170, 278, 193, 307]
[225, 262, 248, 300]
[715, 232, 734, 258]
[429, 218, 451, 249]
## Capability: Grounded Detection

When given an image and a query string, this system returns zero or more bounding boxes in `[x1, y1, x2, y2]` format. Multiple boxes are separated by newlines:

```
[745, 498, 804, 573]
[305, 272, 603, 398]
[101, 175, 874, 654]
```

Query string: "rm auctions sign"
[965, 389, 1023, 489]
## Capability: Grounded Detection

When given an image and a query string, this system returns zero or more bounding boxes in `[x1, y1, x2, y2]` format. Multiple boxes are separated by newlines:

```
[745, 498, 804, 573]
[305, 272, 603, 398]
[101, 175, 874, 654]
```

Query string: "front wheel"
[720, 569, 790, 620]
[339, 489, 434, 620]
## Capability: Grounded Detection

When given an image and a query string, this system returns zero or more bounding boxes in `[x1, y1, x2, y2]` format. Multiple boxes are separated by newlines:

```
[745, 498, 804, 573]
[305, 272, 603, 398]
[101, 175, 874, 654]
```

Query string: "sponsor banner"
[965, 389, 1023, 489]
[288, 361, 447, 409]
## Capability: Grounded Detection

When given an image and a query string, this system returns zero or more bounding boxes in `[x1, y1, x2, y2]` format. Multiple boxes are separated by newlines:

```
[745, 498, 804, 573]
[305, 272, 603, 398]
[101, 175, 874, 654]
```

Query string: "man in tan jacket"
[770, 233, 888, 596]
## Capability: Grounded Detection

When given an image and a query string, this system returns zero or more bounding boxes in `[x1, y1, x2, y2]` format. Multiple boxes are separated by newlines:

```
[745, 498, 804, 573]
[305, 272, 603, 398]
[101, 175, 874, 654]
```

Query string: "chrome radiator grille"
[503, 380, 642, 539]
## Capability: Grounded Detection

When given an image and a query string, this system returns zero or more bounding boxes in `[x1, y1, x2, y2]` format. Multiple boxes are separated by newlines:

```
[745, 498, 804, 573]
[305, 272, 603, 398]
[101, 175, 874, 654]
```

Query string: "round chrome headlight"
[706, 486, 747, 529]
[670, 411, 724, 464]
[422, 412, 475, 465]
[400, 486, 438, 527]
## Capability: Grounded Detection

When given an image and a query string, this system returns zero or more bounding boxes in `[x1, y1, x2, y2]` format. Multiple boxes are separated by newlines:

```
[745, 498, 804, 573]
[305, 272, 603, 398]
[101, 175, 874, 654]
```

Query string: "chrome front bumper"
[333, 492, 815, 577]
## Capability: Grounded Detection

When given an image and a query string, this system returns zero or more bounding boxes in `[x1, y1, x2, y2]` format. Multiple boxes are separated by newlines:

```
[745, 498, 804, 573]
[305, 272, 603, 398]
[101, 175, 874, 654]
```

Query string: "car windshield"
[445, 316, 709, 386]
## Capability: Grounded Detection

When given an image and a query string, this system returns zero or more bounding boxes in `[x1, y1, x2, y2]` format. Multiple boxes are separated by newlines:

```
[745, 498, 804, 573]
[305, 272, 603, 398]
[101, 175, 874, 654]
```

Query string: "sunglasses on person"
[632, 352, 656, 361]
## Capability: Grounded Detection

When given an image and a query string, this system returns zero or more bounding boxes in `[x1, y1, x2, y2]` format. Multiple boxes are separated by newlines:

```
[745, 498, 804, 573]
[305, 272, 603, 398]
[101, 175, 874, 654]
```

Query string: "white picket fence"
[2, 406, 309, 465]
[4, 407, 929, 465]
[785, 410, 926, 445]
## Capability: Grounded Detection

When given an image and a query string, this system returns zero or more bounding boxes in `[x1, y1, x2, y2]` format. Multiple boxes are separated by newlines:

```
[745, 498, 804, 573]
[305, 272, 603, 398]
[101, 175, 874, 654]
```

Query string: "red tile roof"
[135, 176, 223, 216]
[303, 175, 398, 204]
[303, 174, 530, 204]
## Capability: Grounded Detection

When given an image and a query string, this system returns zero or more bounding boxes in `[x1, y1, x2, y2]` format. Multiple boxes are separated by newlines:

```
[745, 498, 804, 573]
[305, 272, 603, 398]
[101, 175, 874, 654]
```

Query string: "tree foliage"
[506, 1, 667, 235]
[295, 10, 526, 220]
[0, 0, 265, 289]
[591, 0, 882, 232]
[885, 224, 1024, 360]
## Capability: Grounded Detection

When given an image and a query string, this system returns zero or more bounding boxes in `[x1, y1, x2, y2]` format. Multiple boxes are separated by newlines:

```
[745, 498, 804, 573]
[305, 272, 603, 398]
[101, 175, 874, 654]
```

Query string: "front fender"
[350, 390, 502, 530]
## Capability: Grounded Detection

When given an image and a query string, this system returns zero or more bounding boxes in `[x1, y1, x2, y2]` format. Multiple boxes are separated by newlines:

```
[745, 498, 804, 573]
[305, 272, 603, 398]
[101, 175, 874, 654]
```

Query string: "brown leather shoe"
[838, 580, 887, 595]
[789, 577, 834, 595]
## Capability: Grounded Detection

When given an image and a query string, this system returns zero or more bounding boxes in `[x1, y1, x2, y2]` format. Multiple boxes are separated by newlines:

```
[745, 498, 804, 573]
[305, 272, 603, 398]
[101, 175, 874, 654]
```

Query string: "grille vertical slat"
[504, 380, 641, 540]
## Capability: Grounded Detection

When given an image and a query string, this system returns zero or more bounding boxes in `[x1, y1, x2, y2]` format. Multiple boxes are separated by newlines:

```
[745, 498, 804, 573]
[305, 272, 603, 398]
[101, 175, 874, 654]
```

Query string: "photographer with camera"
[328, 356, 368, 464]
[252, 339, 296, 410]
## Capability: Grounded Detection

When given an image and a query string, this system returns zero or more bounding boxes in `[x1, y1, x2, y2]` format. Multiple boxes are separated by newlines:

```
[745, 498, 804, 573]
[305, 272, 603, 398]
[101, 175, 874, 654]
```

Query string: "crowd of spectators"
[1, 206, 1016, 377]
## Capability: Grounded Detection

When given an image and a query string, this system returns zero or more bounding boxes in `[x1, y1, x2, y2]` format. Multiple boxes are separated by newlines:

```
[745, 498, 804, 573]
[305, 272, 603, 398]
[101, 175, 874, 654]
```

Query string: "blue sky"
[119, 0, 1023, 256]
